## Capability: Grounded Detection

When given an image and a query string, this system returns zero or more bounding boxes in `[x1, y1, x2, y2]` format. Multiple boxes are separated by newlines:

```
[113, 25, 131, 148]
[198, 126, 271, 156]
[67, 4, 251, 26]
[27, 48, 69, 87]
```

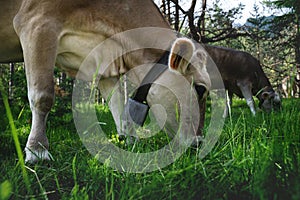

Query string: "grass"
[0, 98, 299, 199]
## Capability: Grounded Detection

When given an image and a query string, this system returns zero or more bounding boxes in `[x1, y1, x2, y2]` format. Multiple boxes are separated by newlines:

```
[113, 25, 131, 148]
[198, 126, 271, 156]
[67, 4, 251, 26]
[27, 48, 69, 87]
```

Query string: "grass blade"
[0, 78, 31, 194]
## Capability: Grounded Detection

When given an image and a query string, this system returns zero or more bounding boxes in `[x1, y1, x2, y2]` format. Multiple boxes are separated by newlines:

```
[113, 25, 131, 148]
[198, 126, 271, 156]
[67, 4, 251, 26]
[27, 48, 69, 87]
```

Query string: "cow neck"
[132, 50, 170, 103]
[254, 71, 273, 99]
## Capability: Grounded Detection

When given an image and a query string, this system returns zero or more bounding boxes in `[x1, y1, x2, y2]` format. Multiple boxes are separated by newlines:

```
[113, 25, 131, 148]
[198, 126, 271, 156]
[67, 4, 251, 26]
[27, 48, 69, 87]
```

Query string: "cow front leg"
[197, 97, 206, 136]
[237, 81, 256, 115]
[24, 44, 56, 163]
[98, 77, 124, 135]
[223, 91, 233, 118]
[25, 100, 52, 163]
[14, 15, 59, 163]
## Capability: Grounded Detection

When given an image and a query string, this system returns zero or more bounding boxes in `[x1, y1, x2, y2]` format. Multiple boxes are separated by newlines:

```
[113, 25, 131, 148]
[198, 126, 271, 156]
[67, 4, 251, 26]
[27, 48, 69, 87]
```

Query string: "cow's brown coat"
[205, 45, 281, 116]
[0, 0, 211, 162]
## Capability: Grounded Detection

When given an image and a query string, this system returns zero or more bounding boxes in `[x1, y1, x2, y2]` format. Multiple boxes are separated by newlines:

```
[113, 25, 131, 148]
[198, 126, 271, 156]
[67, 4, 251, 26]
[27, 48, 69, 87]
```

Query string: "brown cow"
[204, 45, 281, 117]
[0, 0, 211, 163]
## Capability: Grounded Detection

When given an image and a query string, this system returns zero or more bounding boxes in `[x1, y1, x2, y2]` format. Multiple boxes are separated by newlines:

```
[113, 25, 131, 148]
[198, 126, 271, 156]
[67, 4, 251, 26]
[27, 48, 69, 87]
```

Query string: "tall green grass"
[0, 78, 30, 199]
[0, 98, 299, 199]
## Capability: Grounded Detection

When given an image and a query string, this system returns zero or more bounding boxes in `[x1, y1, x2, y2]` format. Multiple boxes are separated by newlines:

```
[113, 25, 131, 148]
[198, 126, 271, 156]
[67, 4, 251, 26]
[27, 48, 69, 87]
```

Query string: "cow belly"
[0, 0, 23, 63]
[0, 47, 23, 63]
[56, 30, 108, 78]
[0, 27, 23, 63]
[224, 80, 243, 98]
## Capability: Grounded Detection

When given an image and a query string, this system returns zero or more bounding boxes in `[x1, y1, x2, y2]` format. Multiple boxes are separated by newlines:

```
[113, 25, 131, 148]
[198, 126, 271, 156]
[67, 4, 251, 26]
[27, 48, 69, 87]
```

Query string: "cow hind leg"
[223, 91, 233, 118]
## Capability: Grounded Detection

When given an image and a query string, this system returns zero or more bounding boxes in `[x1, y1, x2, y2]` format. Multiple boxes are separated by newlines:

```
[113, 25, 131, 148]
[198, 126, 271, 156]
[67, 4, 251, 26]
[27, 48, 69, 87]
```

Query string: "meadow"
[0, 97, 299, 200]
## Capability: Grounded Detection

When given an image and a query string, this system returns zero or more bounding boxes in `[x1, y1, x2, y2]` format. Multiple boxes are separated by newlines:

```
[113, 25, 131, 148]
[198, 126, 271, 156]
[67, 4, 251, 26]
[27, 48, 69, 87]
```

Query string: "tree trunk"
[9, 63, 14, 103]
[187, 0, 200, 42]
[167, 0, 172, 25]
[295, 12, 300, 78]
[198, 0, 207, 39]
[161, 0, 166, 15]
[161, 0, 172, 25]
[174, 0, 179, 31]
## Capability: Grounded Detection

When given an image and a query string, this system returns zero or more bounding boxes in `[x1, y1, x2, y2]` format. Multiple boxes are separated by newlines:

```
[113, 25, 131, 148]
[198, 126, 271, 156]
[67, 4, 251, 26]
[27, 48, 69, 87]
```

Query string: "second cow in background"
[205, 45, 281, 117]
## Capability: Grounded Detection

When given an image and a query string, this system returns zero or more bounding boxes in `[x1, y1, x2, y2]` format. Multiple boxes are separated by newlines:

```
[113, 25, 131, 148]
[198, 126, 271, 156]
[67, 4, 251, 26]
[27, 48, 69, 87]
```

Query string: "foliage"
[264, 0, 300, 13]
[0, 181, 12, 200]
[52, 68, 73, 117]
[264, 1, 300, 60]
[0, 63, 27, 108]
[164, 0, 246, 42]
[201, 1, 245, 43]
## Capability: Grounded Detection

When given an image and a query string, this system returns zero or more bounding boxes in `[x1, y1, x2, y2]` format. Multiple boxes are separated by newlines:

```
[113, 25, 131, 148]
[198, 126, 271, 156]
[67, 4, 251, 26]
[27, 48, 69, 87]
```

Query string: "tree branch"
[202, 30, 249, 43]
[169, 0, 187, 14]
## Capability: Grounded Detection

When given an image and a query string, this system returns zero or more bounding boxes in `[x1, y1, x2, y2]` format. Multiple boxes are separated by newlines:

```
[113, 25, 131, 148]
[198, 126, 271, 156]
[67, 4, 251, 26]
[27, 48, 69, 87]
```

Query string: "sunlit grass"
[0, 78, 31, 197]
[0, 97, 299, 199]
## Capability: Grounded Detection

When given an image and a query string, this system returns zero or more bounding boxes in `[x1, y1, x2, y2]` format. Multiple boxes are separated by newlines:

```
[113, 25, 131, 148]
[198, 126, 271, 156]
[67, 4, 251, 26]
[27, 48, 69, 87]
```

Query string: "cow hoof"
[25, 148, 51, 163]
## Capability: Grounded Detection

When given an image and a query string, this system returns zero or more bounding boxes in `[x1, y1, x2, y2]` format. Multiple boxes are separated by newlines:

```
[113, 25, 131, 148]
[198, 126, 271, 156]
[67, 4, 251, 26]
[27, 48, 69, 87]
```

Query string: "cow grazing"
[0, 0, 211, 163]
[204, 45, 281, 117]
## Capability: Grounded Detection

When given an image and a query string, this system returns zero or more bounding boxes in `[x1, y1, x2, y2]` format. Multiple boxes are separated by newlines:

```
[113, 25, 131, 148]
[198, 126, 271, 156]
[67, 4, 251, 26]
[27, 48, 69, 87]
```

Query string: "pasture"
[0, 95, 299, 199]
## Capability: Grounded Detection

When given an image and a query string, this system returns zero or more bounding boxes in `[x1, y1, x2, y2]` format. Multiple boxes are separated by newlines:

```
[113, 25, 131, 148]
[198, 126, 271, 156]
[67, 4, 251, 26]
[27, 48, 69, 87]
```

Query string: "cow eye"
[186, 64, 191, 72]
[194, 85, 207, 99]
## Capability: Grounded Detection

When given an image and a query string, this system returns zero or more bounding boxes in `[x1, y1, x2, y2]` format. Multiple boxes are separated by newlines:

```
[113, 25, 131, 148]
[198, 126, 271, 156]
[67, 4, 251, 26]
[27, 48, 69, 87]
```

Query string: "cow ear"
[169, 38, 195, 74]
[262, 91, 272, 100]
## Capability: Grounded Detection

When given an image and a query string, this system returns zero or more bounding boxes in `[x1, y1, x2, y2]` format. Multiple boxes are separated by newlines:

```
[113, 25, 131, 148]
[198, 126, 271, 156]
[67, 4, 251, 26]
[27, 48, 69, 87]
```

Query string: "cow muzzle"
[194, 84, 207, 100]
[259, 91, 281, 112]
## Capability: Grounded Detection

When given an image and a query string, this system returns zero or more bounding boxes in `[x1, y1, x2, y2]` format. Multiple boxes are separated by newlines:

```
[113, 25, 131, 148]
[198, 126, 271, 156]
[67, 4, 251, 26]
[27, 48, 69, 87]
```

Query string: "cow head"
[144, 38, 211, 139]
[168, 38, 210, 100]
[258, 90, 281, 112]
[168, 38, 211, 137]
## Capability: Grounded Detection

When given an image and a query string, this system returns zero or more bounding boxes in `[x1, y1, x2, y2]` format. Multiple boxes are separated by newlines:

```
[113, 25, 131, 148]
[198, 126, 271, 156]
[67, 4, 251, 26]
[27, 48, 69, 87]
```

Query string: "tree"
[160, 0, 247, 43]
[265, 0, 300, 77]
[206, 1, 247, 43]
[0, 63, 28, 111]
[258, 0, 300, 97]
